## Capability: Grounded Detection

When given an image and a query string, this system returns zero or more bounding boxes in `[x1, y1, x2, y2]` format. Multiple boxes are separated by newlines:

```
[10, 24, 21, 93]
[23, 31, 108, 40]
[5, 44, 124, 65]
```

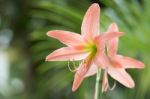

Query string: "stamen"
[104, 68, 117, 91]
[72, 59, 78, 69]
[67, 60, 77, 72]
[108, 81, 117, 91]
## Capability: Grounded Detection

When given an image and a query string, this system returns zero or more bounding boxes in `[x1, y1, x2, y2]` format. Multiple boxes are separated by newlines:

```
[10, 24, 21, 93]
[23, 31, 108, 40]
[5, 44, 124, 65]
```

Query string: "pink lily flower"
[102, 23, 145, 92]
[46, 3, 123, 92]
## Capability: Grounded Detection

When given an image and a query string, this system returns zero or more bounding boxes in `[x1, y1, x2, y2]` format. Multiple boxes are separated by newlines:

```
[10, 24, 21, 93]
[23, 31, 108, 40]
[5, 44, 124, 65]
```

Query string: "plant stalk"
[95, 68, 102, 99]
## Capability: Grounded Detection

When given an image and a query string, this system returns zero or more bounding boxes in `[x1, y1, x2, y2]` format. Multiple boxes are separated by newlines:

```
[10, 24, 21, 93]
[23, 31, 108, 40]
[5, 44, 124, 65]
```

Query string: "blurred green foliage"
[0, 0, 150, 99]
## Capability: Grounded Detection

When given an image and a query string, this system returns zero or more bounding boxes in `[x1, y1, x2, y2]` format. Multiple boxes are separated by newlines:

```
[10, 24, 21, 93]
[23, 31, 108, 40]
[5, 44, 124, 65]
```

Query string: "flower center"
[85, 43, 97, 56]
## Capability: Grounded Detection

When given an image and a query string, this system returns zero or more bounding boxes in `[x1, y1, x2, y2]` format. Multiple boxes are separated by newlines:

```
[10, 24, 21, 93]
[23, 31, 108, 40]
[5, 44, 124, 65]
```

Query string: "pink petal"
[47, 30, 85, 46]
[110, 57, 123, 68]
[94, 52, 110, 69]
[102, 71, 109, 92]
[72, 57, 93, 91]
[72, 73, 84, 92]
[46, 47, 88, 61]
[111, 59, 123, 68]
[108, 68, 135, 88]
[107, 23, 119, 32]
[101, 31, 124, 44]
[93, 36, 110, 68]
[107, 38, 118, 57]
[114, 55, 145, 69]
[107, 23, 119, 57]
[81, 3, 100, 40]
[94, 36, 105, 52]
[107, 23, 119, 56]
[85, 64, 97, 77]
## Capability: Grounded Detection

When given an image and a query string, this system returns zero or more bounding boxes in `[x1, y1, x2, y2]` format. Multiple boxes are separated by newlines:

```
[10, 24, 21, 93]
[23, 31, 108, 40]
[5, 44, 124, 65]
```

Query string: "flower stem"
[95, 68, 102, 99]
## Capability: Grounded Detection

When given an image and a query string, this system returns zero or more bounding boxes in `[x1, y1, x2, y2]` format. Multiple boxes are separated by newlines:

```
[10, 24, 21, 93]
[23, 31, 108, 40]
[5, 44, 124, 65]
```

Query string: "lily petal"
[47, 30, 85, 46]
[107, 23, 119, 32]
[93, 36, 110, 68]
[114, 55, 145, 69]
[102, 71, 109, 92]
[107, 23, 119, 57]
[81, 3, 100, 40]
[108, 68, 135, 88]
[111, 59, 123, 68]
[85, 64, 97, 77]
[94, 52, 110, 68]
[46, 47, 88, 61]
[72, 57, 93, 91]
[101, 31, 124, 44]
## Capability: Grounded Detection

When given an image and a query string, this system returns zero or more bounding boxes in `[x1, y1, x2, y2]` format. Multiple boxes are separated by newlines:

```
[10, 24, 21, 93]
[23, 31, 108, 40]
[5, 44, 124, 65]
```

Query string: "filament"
[67, 60, 77, 72]
[108, 81, 117, 91]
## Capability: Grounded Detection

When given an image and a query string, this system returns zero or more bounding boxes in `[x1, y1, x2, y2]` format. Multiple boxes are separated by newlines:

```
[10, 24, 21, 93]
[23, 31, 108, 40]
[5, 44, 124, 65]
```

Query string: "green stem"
[95, 68, 102, 99]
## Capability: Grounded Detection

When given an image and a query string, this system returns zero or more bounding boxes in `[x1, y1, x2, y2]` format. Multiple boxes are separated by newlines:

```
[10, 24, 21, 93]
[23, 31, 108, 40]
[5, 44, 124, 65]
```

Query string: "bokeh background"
[0, 0, 150, 99]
